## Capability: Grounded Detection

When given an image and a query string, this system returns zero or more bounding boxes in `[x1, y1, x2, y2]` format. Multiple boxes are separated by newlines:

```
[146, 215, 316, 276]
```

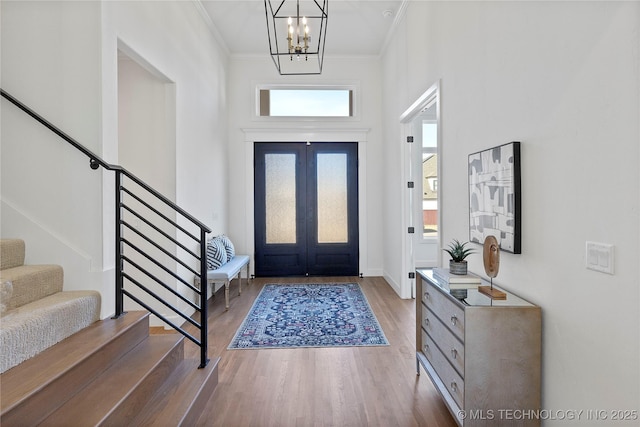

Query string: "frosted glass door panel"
[317, 153, 348, 243]
[265, 153, 297, 244]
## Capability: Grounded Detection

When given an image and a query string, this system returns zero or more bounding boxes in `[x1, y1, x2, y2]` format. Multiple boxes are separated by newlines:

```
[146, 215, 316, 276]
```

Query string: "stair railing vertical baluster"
[199, 229, 209, 368]
[114, 171, 124, 318]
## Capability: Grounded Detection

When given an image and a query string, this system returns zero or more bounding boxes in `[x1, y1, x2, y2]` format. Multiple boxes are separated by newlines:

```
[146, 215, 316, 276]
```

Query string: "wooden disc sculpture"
[483, 235, 500, 278]
[480, 235, 506, 299]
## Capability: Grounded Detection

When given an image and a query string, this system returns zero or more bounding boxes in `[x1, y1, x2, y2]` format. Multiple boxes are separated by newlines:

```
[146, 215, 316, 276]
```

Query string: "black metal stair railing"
[1, 88, 211, 368]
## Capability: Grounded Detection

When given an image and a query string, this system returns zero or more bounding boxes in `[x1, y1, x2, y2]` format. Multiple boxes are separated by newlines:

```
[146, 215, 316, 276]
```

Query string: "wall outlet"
[585, 241, 614, 275]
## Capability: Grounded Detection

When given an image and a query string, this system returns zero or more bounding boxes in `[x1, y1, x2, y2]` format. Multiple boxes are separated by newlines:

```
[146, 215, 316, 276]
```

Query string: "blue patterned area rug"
[227, 283, 389, 349]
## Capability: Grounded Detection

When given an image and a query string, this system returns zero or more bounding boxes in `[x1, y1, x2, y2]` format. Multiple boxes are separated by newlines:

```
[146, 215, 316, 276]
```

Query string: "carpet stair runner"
[0, 238, 101, 373]
[0, 240, 220, 425]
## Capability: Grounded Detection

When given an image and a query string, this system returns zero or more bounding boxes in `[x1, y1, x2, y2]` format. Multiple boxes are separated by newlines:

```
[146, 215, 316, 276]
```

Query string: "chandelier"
[264, 0, 328, 75]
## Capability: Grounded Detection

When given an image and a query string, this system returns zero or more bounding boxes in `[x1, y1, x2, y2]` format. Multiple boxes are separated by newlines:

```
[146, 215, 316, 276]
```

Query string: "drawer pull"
[450, 381, 458, 392]
[450, 314, 458, 326]
[424, 344, 429, 353]
[424, 318, 430, 328]
[451, 348, 458, 359]
[424, 291, 431, 300]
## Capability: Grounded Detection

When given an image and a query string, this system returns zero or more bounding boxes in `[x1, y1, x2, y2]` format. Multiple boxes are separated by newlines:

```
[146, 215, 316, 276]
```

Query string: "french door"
[254, 142, 359, 277]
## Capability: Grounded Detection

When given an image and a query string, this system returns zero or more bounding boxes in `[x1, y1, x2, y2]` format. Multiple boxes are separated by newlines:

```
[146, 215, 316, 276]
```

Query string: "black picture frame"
[468, 141, 521, 254]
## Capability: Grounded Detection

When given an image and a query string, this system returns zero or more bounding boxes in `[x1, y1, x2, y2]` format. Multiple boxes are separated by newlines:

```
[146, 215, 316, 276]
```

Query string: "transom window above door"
[257, 86, 356, 118]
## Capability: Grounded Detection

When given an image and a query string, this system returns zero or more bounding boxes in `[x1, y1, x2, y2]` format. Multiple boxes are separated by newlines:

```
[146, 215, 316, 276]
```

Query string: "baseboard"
[383, 271, 402, 298]
[363, 268, 384, 277]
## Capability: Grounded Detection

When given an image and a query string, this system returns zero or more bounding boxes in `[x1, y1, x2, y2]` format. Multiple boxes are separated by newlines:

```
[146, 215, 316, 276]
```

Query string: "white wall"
[1, 1, 229, 320]
[381, 0, 639, 422]
[226, 55, 384, 277]
[1, 0, 104, 298]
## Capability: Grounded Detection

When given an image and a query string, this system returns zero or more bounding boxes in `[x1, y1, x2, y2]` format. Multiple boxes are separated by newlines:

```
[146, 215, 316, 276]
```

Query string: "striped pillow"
[206, 237, 227, 270]
[217, 235, 235, 262]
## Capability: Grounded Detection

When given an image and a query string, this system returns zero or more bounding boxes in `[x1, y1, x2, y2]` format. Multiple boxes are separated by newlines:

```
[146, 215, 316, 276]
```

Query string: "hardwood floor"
[187, 276, 458, 427]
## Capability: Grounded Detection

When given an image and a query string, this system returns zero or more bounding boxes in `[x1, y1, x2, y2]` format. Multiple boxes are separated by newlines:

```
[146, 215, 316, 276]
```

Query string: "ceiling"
[199, 0, 406, 57]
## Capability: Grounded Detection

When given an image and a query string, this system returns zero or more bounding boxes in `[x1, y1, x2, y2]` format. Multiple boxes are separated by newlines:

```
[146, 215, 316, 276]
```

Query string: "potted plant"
[443, 239, 475, 275]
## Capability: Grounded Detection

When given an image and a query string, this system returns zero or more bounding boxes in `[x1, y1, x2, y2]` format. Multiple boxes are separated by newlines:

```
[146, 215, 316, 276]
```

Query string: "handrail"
[1, 88, 212, 368]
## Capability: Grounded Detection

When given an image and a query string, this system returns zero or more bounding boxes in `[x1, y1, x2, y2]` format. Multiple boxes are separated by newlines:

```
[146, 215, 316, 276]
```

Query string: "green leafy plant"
[443, 239, 475, 262]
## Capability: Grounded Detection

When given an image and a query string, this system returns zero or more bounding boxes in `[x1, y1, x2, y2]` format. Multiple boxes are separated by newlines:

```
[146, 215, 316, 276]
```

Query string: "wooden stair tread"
[40, 334, 184, 426]
[1, 311, 149, 418]
[130, 356, 220, 426]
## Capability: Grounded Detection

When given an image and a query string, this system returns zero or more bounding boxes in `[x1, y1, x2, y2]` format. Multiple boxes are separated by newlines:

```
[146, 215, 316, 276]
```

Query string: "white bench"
[195, 255, 250, 310]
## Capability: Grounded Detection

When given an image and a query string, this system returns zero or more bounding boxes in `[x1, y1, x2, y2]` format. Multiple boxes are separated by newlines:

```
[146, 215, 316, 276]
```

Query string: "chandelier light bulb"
[287, 23, 293, 52]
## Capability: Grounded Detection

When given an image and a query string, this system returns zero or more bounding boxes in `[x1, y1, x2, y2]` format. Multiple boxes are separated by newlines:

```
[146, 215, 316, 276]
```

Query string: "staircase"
[1, 90, 218, 424]
[0, 240, 220, 425]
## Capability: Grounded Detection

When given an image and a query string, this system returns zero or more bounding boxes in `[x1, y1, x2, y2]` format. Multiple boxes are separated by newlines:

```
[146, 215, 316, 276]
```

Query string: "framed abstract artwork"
[468, 141, 521, 254]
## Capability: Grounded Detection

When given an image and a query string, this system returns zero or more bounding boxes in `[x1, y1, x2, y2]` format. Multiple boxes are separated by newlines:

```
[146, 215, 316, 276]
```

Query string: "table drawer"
[422, 282, 465, 340]
[422, 304, 465, 377]
[422, 331, 465, 409]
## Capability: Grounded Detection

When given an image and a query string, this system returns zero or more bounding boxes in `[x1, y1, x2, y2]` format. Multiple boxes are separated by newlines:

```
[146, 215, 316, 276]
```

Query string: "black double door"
[254, 142, 359, 277]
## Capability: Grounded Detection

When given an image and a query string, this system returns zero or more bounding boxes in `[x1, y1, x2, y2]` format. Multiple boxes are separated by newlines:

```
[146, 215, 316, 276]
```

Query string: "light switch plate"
[586, 241, 614, 274]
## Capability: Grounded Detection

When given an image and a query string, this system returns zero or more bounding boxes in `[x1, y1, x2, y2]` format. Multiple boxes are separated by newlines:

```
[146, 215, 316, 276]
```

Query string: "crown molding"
[191, 0, 230, 57]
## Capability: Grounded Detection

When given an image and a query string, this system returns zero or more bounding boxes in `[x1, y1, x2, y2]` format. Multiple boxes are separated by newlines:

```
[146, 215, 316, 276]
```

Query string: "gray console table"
[416, 269, 542, 426]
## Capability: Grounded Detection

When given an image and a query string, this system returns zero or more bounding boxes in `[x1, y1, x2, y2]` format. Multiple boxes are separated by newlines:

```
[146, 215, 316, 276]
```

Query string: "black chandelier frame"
[264, 0, 328, 75]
